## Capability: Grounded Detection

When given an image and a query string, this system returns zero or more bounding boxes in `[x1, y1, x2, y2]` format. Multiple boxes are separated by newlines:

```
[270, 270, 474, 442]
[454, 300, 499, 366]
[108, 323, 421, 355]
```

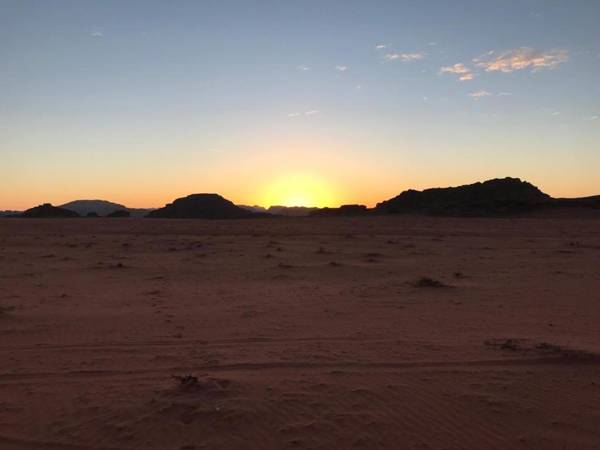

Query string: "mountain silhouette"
[21, 203, 79, 218]
[59, 200, 154, 217]
[4, 178, 599, 220]
[0, 210, 22, 217]
[267, 206, 319, 217]
[310, 204, 368, 217]
[147, 194, 256, 219]
[60, 200, 126, 216]
[551, 195, 600, 209]
[376, 178, 551, 216]
[237, 205, 319, 216]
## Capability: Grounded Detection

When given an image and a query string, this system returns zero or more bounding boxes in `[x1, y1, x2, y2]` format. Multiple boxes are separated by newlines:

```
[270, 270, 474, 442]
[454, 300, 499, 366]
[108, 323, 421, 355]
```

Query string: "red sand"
[1, 217, 599, 449]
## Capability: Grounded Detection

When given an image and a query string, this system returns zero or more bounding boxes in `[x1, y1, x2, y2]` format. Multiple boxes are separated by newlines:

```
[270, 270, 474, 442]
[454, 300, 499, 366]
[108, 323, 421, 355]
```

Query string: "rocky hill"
[59, 200, 154, 217]
[147, 194, 256, 219]
[60, 200, 126, 216]
[21, 204, 80, 218]
[376, 178, 551, 216]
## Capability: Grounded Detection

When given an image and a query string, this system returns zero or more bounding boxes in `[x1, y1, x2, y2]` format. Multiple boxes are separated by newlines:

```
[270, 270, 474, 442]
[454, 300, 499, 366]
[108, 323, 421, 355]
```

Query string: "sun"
[259, 173, 338, 208]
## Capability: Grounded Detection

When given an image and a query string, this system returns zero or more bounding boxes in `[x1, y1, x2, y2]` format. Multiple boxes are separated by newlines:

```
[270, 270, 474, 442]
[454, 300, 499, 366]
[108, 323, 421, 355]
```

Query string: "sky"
[1, 0, 599, 210]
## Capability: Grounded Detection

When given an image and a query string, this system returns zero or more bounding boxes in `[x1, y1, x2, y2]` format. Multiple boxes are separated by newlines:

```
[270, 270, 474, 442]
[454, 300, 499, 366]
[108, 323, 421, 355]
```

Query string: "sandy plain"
[0, 216, 599, 450]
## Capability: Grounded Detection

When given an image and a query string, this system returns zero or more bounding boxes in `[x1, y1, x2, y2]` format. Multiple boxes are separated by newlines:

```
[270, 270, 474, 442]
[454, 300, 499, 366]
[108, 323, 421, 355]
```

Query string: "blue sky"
[1, 0, 599, 208]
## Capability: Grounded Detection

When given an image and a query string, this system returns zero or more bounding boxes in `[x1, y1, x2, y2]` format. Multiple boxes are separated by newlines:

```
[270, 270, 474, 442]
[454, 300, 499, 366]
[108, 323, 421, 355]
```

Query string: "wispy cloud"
[474, 48, 568, 73]
[375, 44, 387, 50]
[288, 110, 320, 118]
[439, 63, 474, 81]
[589, 115, 599, 121]
[335, 65, 348, 72]
[297, 65, 310, 71]
[384, 52, 426, 62]
[469, 90, 492, 98]
[90, 26, 104, 37]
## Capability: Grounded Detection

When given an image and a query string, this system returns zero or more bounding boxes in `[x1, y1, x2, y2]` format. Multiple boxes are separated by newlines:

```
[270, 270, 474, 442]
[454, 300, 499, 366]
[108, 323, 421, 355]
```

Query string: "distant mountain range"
[3, 199, 155, 218]
[3, 178, 599, 219]
[238, 205, 319, 217]
[59, 200, 154, 217]
[0, 210, 21, 217]
[310, 204, 369, 217]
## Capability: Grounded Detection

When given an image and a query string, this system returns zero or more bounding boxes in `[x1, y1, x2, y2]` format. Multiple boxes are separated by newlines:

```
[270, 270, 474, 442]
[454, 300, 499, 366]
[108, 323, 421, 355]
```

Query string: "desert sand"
[1, 216, 599, 450]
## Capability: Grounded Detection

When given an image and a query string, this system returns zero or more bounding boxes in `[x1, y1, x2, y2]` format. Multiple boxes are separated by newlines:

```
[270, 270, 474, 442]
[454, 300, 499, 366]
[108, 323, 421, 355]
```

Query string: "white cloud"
[288, 110, 320, 117]
[440, 63, 470, 74]
[335, 65, 348, 71]
[473, 47, 568, 73]
[375, 44, 387, 50]
[385, 52, 426, 62]
[589, 115, 599, 120]
[469, 90, 492, 98]
[90, 26, 104, 37]
[297, 65, 310, 71]
[439, 63, 474, 81]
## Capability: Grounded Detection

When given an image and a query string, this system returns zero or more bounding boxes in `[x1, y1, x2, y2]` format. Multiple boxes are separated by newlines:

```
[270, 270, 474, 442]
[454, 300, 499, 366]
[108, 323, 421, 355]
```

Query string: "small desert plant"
[500, 339, 519, 350]
[412, 277, 448, 288]
[484, 338, 522, 351]
[172, 374, 199, 390]
[0, 305, 16, 316]
[536, 342, 563, 353]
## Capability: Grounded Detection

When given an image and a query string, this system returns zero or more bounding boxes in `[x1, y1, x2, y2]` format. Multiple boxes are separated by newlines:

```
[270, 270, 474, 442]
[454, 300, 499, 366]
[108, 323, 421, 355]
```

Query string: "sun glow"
[259, 173, 338, 208]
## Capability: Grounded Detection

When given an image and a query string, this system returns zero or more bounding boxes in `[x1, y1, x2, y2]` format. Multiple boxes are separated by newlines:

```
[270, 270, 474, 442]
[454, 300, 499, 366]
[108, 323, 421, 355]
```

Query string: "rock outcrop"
[376, 178, 551, 216]
[60, 200, 126, 216]
[21, 204, 80, 218]
[147, 194, 256, 219]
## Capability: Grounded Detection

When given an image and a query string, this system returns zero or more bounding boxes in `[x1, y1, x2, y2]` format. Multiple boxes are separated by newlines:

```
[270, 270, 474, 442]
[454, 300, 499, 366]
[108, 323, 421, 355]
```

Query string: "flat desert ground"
[1, 216, 599, 450]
